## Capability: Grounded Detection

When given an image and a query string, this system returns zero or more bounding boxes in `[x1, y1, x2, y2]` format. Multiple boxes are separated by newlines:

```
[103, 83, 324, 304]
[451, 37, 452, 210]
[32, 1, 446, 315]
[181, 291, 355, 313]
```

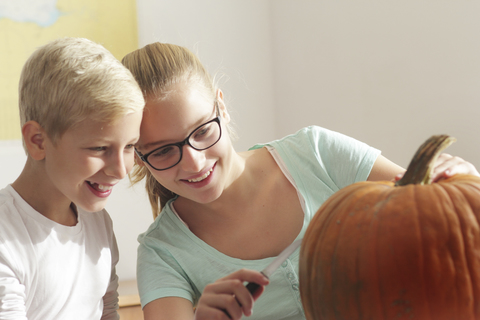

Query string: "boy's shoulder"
[0, 185, 112, 233]
[0, 186, 33, 251]
[0, 185, 22, 220]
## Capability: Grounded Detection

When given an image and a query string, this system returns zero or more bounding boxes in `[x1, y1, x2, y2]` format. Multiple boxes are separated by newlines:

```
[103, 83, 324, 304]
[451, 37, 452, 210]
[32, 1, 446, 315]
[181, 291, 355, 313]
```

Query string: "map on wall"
[0, 0, 139, 140]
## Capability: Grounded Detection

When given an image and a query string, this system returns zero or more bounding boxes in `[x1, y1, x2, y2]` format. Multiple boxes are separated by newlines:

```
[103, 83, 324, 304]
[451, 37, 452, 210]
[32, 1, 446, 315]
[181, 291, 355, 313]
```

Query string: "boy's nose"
[106, 152, 128, 179]
[179, 145, 205, 173]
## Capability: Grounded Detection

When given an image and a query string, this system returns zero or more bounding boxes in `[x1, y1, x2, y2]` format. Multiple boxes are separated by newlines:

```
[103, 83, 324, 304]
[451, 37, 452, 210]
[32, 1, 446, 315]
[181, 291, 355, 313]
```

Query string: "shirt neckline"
[6, 184, 84, 235]
[164, 146, 305, 265]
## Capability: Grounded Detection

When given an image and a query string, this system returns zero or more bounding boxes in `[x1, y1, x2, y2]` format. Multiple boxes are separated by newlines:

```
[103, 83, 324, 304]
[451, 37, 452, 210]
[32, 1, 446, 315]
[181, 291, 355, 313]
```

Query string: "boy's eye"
[89, 146, 106, 152]
[125, 144, 135, 149]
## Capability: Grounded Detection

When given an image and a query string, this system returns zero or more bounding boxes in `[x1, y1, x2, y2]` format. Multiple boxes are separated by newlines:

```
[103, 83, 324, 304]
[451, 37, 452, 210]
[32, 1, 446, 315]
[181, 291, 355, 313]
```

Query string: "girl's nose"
[179, 145, 205, 173]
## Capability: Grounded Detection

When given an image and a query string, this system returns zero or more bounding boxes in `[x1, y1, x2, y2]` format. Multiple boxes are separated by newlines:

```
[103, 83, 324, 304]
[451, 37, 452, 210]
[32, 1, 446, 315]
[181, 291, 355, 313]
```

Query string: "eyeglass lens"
[146, 119, 221, 170]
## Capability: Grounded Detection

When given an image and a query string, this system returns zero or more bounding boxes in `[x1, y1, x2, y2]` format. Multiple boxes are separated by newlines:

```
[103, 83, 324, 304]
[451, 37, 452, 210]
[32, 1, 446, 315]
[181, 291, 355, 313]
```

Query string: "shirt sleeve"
[137, 232, 196, 308]
[306, 126, 381, 188]
[262, 126, 380, 189]
[100, 270, 119, 320]
[100, 218, 120, 320]
[0, 241, 28, 320]
[252, 126, 381, 217]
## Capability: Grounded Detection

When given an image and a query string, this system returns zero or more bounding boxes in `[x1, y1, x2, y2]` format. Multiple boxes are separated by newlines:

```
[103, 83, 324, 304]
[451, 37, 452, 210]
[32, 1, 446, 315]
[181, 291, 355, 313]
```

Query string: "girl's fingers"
[197, 291, 244, 319]
[396, 153, 479, 183]
[195, 269, 269, 320]
[204, 280, 253, 317]
[219, 269, 269, 307]
[250, 283, 266, 301]
[431, 153, 454, 181]
[431, 153, 480, 182]
[194, 301, 234, 320]
[219, 268, 269, 285]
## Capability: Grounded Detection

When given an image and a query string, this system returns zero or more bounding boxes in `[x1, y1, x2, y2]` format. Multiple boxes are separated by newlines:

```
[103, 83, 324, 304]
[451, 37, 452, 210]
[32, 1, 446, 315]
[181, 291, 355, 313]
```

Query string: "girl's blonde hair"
[122, 42, 219, 219]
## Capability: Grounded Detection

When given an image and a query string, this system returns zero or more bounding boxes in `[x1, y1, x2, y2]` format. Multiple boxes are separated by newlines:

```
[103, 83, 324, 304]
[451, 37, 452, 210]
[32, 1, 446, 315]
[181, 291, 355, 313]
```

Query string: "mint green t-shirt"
[137, 126, 381, 319]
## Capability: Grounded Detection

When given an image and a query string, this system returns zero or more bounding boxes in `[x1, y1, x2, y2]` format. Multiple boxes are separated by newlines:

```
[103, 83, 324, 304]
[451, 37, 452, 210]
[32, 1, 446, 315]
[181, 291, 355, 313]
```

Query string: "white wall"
[271, 1, 480, 167]
[136, 0, 277, 152]
[135, 0, 480, 168]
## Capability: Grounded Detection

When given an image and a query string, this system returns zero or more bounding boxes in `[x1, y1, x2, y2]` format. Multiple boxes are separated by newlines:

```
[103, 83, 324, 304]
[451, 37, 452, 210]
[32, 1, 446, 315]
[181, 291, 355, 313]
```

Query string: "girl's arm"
[368, 154, 479, 183]
[143, 297, 194, 320]
[143, 269, 269, 320]
[367, 155, 405, 182]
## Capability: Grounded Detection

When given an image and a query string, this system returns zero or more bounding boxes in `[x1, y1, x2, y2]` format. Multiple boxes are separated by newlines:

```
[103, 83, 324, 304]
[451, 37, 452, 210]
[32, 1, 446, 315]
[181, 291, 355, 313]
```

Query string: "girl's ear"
[22, 121, 47, 161]
[216, 89, 230, 124]
[134, 152, 145, 167]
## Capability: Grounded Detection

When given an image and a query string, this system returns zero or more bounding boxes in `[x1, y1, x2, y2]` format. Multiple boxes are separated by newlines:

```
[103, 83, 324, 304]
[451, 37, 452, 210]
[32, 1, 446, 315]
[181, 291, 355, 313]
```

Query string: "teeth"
[89, 182, 113, 191]
[188, 168, 213, 183]
[97, 184, 113, 191]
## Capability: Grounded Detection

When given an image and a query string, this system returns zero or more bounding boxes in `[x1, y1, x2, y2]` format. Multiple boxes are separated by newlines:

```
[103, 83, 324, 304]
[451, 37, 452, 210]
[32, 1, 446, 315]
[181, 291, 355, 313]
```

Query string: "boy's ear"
[22, 121, 47, 161]
[216, 89, 230, 124]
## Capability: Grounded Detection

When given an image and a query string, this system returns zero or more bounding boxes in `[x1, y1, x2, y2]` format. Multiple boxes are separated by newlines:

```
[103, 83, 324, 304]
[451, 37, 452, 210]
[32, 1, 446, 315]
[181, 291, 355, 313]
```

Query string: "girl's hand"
[194, 269, 269, 320]
[395, 153, 480, 182]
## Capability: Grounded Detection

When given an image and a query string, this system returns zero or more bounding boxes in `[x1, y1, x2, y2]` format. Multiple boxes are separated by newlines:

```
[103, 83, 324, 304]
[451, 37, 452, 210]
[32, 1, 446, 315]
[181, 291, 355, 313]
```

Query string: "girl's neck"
[172, 146, 305, 260]
[174, 147, 275, 220]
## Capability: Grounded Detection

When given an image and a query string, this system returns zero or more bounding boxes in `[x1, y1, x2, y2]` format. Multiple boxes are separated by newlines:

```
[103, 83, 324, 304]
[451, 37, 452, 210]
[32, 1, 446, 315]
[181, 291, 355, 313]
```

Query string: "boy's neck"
[12, 159, 78, 227]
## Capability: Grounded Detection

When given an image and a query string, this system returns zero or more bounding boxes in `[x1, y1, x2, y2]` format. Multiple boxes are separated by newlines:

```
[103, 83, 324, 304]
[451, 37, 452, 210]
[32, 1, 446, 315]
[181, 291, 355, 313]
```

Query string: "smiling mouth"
[87, 181, 113, 192]
[188, 168, 213, 183]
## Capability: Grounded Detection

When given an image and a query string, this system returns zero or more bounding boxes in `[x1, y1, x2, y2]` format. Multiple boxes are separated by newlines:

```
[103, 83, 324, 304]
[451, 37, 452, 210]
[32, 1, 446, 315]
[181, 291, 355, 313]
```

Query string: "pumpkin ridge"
[445, 184, 476, 318]
[458, 179, 480, 318]
[442, 181, 480, 317]
[300, 182, 358, 319]
[369, 186, 397, 320]
[379, 185, 427, 319]
[300, 182, 368, 319]
[321, 185, 367, 319]
[416, 184, 441, 319]
[339, 186, 379, 319]
[336, 184, 393, 319]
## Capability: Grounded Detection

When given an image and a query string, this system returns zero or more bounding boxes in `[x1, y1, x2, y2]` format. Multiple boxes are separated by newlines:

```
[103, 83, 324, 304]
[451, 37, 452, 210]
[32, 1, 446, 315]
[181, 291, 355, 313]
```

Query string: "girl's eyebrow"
[136, 140, 169, 151]
[137, 107, 217, 151]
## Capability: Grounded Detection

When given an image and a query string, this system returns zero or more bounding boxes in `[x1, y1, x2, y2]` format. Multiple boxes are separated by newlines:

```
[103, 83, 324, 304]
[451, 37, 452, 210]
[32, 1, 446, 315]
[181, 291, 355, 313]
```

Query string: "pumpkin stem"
[395, 135, 456, 186]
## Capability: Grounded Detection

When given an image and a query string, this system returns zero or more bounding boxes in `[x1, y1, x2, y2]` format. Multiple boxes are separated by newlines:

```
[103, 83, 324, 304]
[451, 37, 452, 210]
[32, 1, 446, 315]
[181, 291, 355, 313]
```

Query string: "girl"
[122, 43, 479, 320]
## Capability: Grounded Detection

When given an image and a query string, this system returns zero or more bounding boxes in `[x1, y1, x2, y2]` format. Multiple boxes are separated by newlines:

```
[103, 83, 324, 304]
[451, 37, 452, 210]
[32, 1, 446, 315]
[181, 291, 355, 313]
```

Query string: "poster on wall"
[0, 0, 139, 140]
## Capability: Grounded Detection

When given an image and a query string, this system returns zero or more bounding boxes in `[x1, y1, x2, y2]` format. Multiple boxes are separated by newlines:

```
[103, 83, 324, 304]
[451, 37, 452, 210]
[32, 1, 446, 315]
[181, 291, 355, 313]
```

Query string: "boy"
[0, 37, 144, 319]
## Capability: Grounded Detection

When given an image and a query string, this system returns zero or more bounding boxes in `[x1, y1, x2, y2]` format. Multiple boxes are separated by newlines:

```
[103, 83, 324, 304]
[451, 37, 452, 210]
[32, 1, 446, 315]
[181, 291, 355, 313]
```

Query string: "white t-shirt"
[0, 185, 120, 320]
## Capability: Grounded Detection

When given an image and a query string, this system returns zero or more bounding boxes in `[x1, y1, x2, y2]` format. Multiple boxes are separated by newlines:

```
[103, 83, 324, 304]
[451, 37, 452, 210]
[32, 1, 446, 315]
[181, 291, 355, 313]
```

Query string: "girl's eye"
[152, 146, 174, 158]
[125, 144, 135, 150]
[194, 125, 212, 139]
[90, 146, 106, 152]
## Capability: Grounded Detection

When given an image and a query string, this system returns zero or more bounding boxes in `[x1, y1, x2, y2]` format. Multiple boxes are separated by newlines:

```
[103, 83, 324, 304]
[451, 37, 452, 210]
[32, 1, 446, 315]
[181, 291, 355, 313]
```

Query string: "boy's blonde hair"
[122, 42, 228, 219]
[19, 37, 144, 146]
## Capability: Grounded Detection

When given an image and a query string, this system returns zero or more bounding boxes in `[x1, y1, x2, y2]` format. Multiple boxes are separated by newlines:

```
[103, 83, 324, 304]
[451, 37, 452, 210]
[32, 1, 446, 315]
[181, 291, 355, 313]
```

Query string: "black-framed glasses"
[135, 105, 222, 171]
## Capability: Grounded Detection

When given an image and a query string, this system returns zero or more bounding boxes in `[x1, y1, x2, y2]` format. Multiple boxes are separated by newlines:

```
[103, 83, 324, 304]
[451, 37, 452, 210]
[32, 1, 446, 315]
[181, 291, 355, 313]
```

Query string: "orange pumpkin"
[299, 135, 480, 320]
